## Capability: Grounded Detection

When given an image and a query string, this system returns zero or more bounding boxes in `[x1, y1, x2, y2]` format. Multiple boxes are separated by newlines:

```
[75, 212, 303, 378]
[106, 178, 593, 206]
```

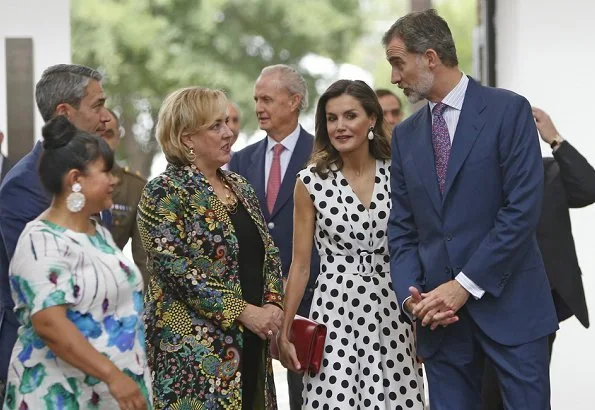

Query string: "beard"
[404, 64, 434, 104]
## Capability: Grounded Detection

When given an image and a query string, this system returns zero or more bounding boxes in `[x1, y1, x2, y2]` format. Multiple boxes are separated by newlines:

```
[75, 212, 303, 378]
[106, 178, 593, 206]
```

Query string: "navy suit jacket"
[388, 78, 558, 358]
[229, 127, 320, 317]
[0, 142, 51, 380]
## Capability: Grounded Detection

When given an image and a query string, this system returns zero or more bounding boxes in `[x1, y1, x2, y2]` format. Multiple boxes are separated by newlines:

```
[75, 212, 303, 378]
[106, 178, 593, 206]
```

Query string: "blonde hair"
[156, 86, 228, 166]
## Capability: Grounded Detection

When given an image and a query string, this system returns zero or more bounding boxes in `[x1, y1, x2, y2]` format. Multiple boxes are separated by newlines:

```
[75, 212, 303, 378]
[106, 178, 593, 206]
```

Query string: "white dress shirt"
[428, 73, 485, 300]
[264, 124, 301, 194]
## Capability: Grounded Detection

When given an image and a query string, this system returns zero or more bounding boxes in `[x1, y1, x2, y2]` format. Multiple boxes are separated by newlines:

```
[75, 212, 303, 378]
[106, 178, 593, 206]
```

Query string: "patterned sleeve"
[10, 225, 80, 317]
[262, 240, 284, 310]
[137, 177, 247, 330]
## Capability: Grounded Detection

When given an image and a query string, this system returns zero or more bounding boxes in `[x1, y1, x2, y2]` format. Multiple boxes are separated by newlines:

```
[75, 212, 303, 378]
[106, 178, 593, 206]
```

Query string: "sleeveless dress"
[297, 160, 425, 410]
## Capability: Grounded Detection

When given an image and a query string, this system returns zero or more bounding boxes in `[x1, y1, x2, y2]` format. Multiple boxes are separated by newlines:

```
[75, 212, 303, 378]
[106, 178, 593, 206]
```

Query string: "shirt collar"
[428, 73, 469, 112]
[267, 124, 301, 153]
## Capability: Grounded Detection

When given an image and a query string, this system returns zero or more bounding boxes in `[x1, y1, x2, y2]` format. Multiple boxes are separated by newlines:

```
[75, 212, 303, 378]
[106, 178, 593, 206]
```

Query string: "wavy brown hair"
[310, 80, 391, 177]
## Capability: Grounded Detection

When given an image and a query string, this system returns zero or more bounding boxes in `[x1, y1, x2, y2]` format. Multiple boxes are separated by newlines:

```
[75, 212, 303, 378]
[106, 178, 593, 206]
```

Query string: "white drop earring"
[66, 182, 86, 213]
[367, 127, 375, 140]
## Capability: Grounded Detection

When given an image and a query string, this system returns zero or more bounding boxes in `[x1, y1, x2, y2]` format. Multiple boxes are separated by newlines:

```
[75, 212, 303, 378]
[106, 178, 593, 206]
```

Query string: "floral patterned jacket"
[137, 164, 283, 410]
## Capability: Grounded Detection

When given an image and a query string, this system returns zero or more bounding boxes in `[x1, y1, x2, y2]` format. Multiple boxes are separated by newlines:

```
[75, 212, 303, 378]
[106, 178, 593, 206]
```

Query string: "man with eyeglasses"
[376, 88, 404, 129]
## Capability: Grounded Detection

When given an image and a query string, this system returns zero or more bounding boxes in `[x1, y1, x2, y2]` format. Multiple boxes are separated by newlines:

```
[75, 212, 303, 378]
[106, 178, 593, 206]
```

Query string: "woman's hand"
[277, 335, 303, 373]
[30, 306, 147, 410]
[238, 304, 283, 340]
[106, 369, 147, 410]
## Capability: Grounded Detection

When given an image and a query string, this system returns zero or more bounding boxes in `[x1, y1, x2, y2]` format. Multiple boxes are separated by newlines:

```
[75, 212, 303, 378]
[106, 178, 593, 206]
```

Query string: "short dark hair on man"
[35, 64, 102, 122]
[39, 116, 114, 195]
[382, 9, 458, 67]
[375, 88, 402, 107]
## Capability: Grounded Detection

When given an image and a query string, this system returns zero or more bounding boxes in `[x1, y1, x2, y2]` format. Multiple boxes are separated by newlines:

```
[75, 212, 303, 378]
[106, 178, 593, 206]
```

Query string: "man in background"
[223, 101, 242, 170]
[375, 88, 404, 130]
[102, 109, 149, 285]
[0, 64, 110, 401]
[482, 107, 594, 409]
[229, 64, 320, 410]
[227, 101, 242, 146]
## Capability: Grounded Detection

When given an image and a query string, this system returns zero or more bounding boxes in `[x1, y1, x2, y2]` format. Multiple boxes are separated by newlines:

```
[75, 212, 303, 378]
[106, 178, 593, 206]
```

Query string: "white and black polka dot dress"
[297, 160, 425, 410]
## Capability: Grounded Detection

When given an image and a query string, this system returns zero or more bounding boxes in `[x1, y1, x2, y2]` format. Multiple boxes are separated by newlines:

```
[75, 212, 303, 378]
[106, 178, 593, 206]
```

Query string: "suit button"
[445, 267, 451, 274]
[267, 222, 275, 229]
[446, 234, 453, 241]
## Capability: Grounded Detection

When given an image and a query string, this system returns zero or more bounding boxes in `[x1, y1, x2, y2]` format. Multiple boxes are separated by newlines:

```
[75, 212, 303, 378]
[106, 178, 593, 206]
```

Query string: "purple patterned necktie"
[432, 102, 451, 193]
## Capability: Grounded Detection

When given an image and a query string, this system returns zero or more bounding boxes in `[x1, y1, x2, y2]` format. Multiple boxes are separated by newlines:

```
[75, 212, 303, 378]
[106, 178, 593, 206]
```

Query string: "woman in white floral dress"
[2, 116, 152, 410]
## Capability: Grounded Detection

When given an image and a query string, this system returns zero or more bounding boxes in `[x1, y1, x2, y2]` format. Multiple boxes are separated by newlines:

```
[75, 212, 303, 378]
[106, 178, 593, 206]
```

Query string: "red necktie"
[266, 143, 285, 213]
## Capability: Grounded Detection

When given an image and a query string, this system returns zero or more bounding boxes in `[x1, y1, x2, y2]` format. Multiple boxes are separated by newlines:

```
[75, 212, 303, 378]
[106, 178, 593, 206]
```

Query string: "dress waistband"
[321, 252, 389, 276]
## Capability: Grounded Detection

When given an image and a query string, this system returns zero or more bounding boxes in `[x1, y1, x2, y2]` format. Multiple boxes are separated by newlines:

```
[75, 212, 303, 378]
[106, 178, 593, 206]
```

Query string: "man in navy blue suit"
[384, 10, 558, 410]
[0, 64, 110, 401]
[228, 64, 319, 410]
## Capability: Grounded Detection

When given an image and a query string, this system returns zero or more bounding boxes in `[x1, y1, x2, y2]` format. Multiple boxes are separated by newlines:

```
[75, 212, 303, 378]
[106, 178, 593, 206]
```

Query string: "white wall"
[0, 0, 71, 156]
[496, 1, 595, 408]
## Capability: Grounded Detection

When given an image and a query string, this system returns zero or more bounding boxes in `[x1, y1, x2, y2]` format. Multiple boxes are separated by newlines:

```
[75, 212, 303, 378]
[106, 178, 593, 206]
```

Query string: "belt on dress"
[321, 251, 389, 276]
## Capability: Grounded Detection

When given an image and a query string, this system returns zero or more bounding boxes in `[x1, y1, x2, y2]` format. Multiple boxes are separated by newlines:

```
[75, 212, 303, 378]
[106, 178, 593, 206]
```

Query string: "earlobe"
[291, 96, 301, 112]
[55, 103, 70, 118]
[65, 169, 82, 188]
[426, 49, 439, 68]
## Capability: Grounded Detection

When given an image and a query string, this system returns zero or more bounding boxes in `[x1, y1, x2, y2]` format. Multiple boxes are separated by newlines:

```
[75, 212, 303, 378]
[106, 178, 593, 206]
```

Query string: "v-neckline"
[337, 160, 380, 211]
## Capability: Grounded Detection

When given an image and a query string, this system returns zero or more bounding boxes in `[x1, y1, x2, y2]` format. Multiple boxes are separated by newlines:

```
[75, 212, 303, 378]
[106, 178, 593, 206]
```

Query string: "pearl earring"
[367, 127, 375, 141]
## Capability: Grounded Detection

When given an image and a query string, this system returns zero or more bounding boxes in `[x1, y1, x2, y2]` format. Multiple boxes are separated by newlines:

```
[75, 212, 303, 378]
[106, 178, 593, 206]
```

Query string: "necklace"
[220, 179, 239, 214]
[189, 164, 239, 213]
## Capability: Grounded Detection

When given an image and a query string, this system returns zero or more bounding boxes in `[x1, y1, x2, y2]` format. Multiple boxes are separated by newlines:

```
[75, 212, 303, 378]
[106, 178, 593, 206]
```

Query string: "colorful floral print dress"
[137, 164, 284, 410]
[2, 220, 153, 410]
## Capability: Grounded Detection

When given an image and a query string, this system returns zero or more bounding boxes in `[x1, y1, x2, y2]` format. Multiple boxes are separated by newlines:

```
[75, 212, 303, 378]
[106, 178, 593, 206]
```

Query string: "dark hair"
[311, 80, 391, 177]
[39, 116, 114, 195]
[375, 88, 402, 108]
[382, 9, 458, 67]
[35, 64, 102, 122]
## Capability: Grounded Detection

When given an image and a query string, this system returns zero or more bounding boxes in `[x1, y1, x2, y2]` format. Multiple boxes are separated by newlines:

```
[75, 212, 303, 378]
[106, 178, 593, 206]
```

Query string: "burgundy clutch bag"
[270, 315, 327, 374]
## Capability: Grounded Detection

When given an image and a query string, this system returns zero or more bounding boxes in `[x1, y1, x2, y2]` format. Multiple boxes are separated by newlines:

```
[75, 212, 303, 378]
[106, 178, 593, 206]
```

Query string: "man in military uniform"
[103, 109, 149, 285]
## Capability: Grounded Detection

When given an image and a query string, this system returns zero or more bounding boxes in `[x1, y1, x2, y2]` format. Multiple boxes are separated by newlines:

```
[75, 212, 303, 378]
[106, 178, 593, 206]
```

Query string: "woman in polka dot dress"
[277, 80, 425, 409]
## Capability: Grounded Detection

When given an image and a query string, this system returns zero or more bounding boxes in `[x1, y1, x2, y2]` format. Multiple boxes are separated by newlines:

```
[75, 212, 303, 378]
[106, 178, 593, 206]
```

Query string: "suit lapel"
[442, 78, 487, 201]
[411, 107, 442, 214]
[270, 129, 313, 218]
[247, 138, 269, 218]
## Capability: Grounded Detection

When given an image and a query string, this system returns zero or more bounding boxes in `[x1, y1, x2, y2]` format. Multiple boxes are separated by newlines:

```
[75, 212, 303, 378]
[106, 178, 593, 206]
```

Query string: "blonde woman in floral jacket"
[138, 87, 284, 410]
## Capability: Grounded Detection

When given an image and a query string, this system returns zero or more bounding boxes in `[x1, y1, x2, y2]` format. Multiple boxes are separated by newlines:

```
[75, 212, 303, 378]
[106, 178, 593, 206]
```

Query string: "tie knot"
[272, 143, 285, 156]
[433, 102, 448, 116]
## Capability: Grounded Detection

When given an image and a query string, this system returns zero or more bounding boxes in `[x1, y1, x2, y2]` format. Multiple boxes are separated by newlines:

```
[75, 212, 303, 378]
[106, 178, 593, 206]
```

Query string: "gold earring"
[187, 146, 196, 162]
